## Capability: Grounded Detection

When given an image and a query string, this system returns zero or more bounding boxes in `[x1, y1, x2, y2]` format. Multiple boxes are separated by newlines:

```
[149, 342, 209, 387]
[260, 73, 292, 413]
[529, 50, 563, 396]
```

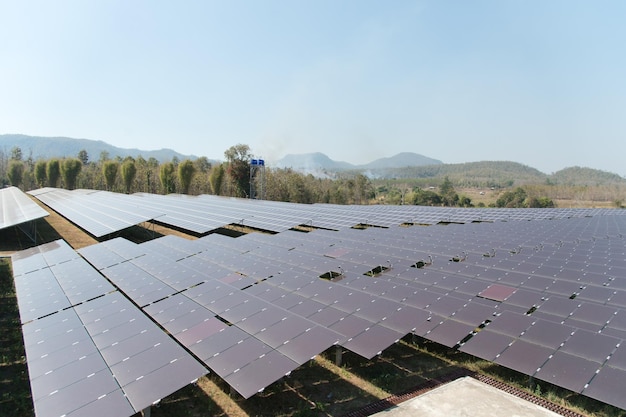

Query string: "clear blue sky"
[1, 1, 625, 175]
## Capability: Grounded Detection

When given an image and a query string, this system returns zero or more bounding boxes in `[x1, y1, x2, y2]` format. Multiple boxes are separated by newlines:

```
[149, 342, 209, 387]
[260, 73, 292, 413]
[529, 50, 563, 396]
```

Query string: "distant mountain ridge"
[2, 134, 623, 187]
[0, 134, 195, 162]
[275, 151, 443, 171]
[275, 152, 354, 171]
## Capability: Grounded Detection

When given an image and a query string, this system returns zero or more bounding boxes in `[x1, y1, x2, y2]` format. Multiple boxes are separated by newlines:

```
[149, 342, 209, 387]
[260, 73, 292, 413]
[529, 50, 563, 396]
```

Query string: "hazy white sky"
[1, 1, 625, 175]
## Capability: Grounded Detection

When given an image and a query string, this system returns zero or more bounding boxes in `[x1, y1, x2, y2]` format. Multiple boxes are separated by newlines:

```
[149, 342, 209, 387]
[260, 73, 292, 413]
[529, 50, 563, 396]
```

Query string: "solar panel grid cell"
[535, 351, 601, 393]
[495, 339, 553, 375]
[459, 329, 515, 360]
[342, 324, 404, 359]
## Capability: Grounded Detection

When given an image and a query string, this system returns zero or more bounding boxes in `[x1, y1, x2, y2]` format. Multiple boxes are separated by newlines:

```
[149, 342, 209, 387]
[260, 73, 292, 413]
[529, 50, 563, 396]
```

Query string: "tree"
[527, 196, 555, 208]
[439, 176, 459, 206]
[99, 150, 110, 163]
[61, 158, 82, 190]
[34, 160, 47, 187]
[412, 188, 442, 206]
[35, 159, 46, 188]
[353, 174, 374, 204]
[224, 144, 252, 197]
[496, 187, 527, 208]
[178, 159, 196, 194]
[10, 146, 22, 161]
[209, 164, 225, 195]
[121, 158, 137, 194]
[7, 160, 24, 187]
[159, 162, 176, 194]
[78, 149, 89, 165]
[194, 156, 211, 173]
[102, 161, 119, 191]
[47, 159, 61, 187]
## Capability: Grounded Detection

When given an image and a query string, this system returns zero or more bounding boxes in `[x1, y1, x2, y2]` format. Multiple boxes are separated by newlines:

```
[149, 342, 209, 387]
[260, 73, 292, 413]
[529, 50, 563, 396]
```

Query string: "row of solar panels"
[29, 187, 623, 237]
[0, 186, 48, 231]
[12, 189, 626, 413]
[12, 241, 208, 417]
[14, 213, 619, 410]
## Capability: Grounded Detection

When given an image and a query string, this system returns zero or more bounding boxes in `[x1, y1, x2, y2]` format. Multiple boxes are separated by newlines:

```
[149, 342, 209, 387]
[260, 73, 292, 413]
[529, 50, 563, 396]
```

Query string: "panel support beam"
[335, 345, 343, 366]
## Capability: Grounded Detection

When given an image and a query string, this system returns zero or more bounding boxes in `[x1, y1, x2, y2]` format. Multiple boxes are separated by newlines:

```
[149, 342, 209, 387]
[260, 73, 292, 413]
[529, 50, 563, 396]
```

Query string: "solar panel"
[459, 329, 515, 360]
[342, 324, 403, 359]
[425, 319, 476, 348]
[583, 365, 626, 410]
[189, 325, 249, 361]
[21, 306, 134, 417]
[224, 349, 298, 398]
[495, 340, 553, 375]
[559, 329, 619, 363]
[12, 201, 626, 409]
[535, 351, 601, 393]
[30, 188, 164, 237]
[12, 241, 208, 416]
[519, 319, 575, 349]
[0, 187, 49, 239]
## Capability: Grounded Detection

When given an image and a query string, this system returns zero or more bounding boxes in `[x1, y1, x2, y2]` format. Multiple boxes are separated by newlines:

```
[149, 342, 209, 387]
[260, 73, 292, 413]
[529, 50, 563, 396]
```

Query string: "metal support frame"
[335, 345, 343, 366]
[16, 220, 38, 243]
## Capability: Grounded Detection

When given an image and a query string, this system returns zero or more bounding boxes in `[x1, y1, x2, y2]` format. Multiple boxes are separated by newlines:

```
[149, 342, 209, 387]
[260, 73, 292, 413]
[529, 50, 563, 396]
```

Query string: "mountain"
[275, 154, 625, 188]
[3, 135, 622, 188]
[0, 134, 195, 162]
[275, 151, 442, 171]
[360, 152, 443, 169]
[274, 152, 354, 171]
[550, 166, 625, 185]
[362, 161, 626, 187]
[374, 161, 547, 186]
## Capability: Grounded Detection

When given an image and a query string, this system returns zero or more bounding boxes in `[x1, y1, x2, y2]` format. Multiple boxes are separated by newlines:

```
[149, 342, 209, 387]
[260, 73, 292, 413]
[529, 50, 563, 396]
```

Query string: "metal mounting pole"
[335, 345, 343, 366]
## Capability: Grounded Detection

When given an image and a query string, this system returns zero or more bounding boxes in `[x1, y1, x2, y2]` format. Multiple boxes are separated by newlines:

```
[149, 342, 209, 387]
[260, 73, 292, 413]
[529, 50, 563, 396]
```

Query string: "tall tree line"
[2, 144, 576, 207]
[0, 145, 377, 205]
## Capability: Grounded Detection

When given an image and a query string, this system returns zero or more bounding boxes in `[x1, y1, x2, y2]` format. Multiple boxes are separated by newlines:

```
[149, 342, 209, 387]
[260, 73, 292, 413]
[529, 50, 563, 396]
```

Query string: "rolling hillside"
[2, 134, 623, 188]
[0, 134, 195, 162]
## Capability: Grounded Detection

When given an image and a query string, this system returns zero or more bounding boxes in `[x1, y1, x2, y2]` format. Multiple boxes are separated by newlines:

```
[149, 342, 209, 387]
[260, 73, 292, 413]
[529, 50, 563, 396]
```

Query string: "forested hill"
[0, 134, 194, 162]
[362, 161, 626, 188]
[549, 166, 625, 185]
[362, 161, 547, 187]
[2, 134, 623, 188]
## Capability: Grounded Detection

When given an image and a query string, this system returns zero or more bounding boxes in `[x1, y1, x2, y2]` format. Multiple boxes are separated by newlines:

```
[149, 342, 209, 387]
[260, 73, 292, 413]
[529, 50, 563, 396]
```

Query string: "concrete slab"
[371, 377, 562, 417]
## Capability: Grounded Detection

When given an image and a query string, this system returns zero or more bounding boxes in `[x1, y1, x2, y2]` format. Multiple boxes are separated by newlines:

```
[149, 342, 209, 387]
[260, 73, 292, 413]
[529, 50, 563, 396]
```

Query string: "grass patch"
[0, 258, 33, 417]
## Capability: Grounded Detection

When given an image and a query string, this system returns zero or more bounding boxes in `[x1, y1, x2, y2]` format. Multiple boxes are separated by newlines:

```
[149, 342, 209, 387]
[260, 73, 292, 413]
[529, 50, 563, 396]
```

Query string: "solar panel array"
[11, 240, 208, 417]
[29, 187, 622, 237]
[28, 188, 164, 237]
[11, 189, 626, 412]
[0, 186, 48, 231]
[74, 212, 626, 409]
[130, 193, 625, 232]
